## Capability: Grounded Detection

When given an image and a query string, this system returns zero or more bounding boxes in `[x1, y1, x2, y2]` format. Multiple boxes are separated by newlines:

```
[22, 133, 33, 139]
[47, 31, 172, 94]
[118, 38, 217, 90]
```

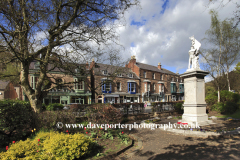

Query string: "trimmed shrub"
[46, 103, 64, 111]
[0, 131, 95, 160]
[0, 100, 34, 147]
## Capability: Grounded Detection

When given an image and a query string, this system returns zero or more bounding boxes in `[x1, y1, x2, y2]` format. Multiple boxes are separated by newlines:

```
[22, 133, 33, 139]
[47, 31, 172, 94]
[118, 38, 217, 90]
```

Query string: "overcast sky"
[115, 0, 239, 82]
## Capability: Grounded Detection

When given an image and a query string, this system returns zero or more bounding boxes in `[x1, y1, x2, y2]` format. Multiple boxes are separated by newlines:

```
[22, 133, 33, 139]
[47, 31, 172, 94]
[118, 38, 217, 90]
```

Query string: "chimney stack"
[90, 58, 95, 70]
[158, 62, 161, 70]
[86, 62, 89, 70]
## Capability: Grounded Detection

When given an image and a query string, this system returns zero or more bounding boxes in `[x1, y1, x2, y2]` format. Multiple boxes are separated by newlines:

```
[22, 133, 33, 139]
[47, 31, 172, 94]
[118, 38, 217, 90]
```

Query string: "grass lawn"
[209, 109, 240, 119]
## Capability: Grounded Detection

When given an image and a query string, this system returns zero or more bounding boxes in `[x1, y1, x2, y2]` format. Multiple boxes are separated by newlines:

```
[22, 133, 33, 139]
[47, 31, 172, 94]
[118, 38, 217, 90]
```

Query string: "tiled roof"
[29, 61, 89, 74]
[135, 62, 178, 76]
[0, 80, 9, 90]
[93, 63, 139, 79]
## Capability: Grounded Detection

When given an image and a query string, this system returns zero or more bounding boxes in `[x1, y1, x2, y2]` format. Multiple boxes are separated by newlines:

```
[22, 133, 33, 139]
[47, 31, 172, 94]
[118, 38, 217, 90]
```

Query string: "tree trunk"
[226, 70, 231, 91]
[29, 96, 43, 113]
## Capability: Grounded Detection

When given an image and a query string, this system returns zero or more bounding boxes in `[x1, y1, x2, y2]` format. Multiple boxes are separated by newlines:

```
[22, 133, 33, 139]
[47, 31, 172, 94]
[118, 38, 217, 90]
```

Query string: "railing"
[151, 101, 184, 112]
[68, 101, 184, 117]
[112, 103, 145, 115]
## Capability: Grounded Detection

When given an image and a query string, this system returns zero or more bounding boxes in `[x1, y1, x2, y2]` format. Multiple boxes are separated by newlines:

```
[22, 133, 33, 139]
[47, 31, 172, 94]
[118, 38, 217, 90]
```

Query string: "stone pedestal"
[179, 69, 213, 126]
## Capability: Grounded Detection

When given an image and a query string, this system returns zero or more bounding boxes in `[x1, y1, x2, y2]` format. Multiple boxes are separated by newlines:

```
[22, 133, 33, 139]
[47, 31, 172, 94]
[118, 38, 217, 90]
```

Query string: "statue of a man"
[188, 35, 201, 70]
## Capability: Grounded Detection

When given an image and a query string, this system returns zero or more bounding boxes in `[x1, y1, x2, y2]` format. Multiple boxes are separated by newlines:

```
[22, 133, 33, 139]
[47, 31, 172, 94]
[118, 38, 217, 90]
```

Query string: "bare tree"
[0, 0, 139, 113]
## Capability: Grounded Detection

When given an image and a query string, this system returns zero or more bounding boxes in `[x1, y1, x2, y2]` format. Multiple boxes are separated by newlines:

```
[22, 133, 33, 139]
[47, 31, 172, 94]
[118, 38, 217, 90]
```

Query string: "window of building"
[31, 76, 38, 89]
[74, 79, 83, 90]
[117, 73, 122, 77]
[161, 75, 163, 80]
[128, 82, 136, 94]
[102, 70, 108, 75]
[128, 73, 133, 78]
[152, 73, 155, 79]
[159, 84, 164, 93]
[180, 79, 182, 83]
[147, 83, 150, 91]
[117, 82, 121, 91]
[176, 78, 178, 82]
[145, 83, 147, 92]
[102, 80, 112, 93]
[143, 71, 146, 78]
[171, 77, 174, 82]
[153, 83, 155, 91]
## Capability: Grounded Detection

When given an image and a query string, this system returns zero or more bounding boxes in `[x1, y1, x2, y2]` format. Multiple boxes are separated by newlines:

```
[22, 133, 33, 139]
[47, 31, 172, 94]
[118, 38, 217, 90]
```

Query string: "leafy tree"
[200, 10, 240, 102]
[0, 0, 139, 113]
[208, 0, 240, 28]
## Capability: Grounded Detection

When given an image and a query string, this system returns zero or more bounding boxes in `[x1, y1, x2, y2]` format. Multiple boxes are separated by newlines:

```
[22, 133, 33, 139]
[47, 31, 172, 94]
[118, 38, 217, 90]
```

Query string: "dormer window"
[102, 70, 108, 75]
[117, 73, 122, 77]
[128, 73, 133, 78]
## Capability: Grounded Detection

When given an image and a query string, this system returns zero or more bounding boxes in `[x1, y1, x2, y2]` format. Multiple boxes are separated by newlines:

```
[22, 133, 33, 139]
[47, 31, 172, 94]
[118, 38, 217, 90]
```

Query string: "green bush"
[0, 100, 34, 147]
[0, 131, 95, 160]
[42, 103, 47, 111]
[206, 90, 240, 114]
[175, 102, 184, 114]
[46, 103, 64, 111]
[205, 92, 218, 106]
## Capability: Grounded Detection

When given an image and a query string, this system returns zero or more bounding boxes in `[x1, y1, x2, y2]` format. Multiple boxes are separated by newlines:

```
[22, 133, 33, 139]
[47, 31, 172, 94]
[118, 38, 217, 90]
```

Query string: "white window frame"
[152, 73, 155, 79]
[128, 73, 133, 78]
[143, 71, 146, 78]
[147, 83, 150, 91]
[102, 70, 108, 75]
[130, 83, 135, 92]
[117, 73, 122, 77]
[117, 82, 121, 91]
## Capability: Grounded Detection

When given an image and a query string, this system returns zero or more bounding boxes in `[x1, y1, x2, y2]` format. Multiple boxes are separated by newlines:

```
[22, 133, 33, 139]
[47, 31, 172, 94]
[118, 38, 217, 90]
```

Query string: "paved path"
[116, 127, 240, 160]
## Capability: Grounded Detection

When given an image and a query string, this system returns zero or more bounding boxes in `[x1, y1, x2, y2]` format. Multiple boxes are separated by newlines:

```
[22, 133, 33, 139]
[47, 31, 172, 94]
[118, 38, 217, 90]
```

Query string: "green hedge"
[206, 90, 240, 114]
[0, 100, 35, 147]
[46, 103, 64, 111]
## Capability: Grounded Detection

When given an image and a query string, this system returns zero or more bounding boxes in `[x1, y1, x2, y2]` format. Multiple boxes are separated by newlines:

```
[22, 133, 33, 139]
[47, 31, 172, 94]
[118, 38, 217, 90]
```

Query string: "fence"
[69, 101, 184, 117]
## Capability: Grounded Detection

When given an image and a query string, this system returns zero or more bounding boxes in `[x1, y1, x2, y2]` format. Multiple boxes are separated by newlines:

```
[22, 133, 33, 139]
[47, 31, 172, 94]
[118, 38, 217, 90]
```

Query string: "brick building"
[0, 80, 20, 100]
[126, 56, 184, 103]
[22, 55, 184, 105]
[22, 61, 92, 105]
[90, 59, 141, 104]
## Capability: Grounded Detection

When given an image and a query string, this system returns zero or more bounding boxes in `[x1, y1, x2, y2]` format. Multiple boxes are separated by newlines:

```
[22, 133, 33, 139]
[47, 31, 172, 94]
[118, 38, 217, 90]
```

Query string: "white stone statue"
[188, 35, 201, 70]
